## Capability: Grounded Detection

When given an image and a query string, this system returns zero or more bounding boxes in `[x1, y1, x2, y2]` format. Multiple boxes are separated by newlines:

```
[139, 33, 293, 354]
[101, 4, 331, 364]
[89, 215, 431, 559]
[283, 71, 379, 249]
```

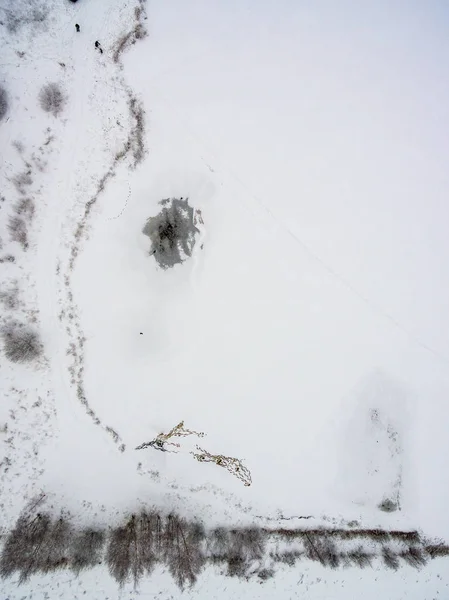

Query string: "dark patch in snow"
[143, 198, 200, 269]
[0, 85, 8, 122]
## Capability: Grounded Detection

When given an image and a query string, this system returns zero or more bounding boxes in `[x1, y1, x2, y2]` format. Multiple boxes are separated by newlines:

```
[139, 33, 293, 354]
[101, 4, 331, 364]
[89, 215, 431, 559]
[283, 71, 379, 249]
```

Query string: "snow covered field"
[1, 0, 449, 597]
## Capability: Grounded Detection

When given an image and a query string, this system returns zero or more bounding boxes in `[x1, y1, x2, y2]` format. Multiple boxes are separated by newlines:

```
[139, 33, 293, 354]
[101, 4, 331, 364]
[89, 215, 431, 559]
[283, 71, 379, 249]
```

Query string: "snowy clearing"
[1, 0, 449, 597]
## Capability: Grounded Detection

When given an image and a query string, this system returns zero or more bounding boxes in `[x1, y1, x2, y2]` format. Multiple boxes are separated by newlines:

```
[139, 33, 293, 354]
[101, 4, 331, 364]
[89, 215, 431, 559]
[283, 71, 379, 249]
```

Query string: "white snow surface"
[1, 0, 449, 597]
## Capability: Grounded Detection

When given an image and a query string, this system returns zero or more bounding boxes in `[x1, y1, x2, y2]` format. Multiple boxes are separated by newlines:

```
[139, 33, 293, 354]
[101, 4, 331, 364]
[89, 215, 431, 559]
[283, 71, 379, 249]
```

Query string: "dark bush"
[271, 550, 302, 567]
[107, 519, 134, 586]
[8, 216, 28, 250]
[425, 544, 449, 558]
[2, 321, 43, 363]
[258, 567, 275, 581]
[208, 527, 230, 562]
[303, 533, 340, 568]
[39, 83, 65, 117]
[346, 546, 373, 568]
[70, 528, 105, 574]
[0, 284, 19, 310]
[400, 547, 427, 569]
[163, 514, 206, 589]
[382, 547, 400, 570]
[0, 86, 8, 122]
[38, 517, 72, 574]
[107, 512, 162, 587]
[0, 513, 51, 581]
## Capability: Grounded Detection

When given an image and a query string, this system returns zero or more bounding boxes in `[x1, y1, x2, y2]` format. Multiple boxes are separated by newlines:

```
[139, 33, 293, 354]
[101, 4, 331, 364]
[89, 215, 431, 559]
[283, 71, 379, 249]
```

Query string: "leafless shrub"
[356, 528, 390, 542]
[257, 567, 275, 581]
[345, 546, 373, 568]
[2, 321, 43, 363]
[4, 3, 48, 34]
[107, 512, 162, 587]
[130, 511, 163, 582]
[0, 283, 19, 310]
[425, 544, 449, 558]
[8, 216, 28, 249]
[303, 533, 340, 568]
[107, 519, 133, 586]
[14, 198, 35, 219]
[208, 527, 230, 563]
[39, 83, 65, 117]
[390, 530, 420, 544]
[112, 4, 147, 65]
[0, 86, 8, 122]
[224, 528, 266, 579]
[229, 528, 266, 562]
[128, 96, 146, 167]
[163, 514, 206, 589]
[0, 512, 51, 581]
[399, 547, 427, 569]
[379, 498, 398, 513]
[226, 554, 247, 578]
[0, 255, 15, 264]
[38, 517, 72, 574]
[13, 172, 33, 195]
[382, 547, 400, 571]
[70, 528, 105, 574]
[318, 538, 340, 568]
[271, 549, 302, 566]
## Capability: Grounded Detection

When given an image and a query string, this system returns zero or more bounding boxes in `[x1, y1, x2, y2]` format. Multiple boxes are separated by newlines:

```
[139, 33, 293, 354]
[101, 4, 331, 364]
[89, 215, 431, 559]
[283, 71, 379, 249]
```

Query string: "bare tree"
[225, 527, 266, 578]
[163, 514, 206, 589]
[207, 527, 230, 564]
[38, 516, 72, 574]
[107, 518, 134, 586]
[70, 528, 105, 574]
[39, 83, 65, 117]
[400, 547, 427, 569]
[382, 546, 400, 570]
[107, 512, 163, 587]
[303, 533, 340, 568]
[2, 321, 43, 363]
[0, 85, 8, 122]
[8, 216, 28, 250]
[346, 546, 373, 568]
[0, 512, 51, 582]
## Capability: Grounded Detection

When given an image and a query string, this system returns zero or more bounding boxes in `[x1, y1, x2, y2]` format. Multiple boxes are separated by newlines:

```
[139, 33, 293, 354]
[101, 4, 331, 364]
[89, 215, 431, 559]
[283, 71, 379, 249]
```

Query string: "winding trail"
[35, 0, 147, 450]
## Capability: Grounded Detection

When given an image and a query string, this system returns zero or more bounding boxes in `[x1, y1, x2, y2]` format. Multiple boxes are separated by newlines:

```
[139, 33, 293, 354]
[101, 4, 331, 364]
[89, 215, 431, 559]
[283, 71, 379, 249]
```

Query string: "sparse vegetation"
[345, 546, 373, 568]
[13, 172, 33, 195]
[113, 0, 147, 64]
[382, 546, 400, 571]
[0, 254, 15, 264]
[3, 1, 48, 34]
[400, 547, 428, 568]
[39, 83, 65, 117]
[0, 85, 8, 122]
[0, 512, 52, 582]
[0, 506, 445, 589]
[0, 282, 19, 310]
[128, 95, 146, 167]
[425, 544, 449, 558]
[163, 514, 206, 589]
[107, 512, 162, 586]
[8, 215, 28, 249]
[7, 198, 35, 250]
[70, 528, 105, 574]
[379, 498, 398, 513]
[143, 198, 200, 270]
[2, 321, 43, 364]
